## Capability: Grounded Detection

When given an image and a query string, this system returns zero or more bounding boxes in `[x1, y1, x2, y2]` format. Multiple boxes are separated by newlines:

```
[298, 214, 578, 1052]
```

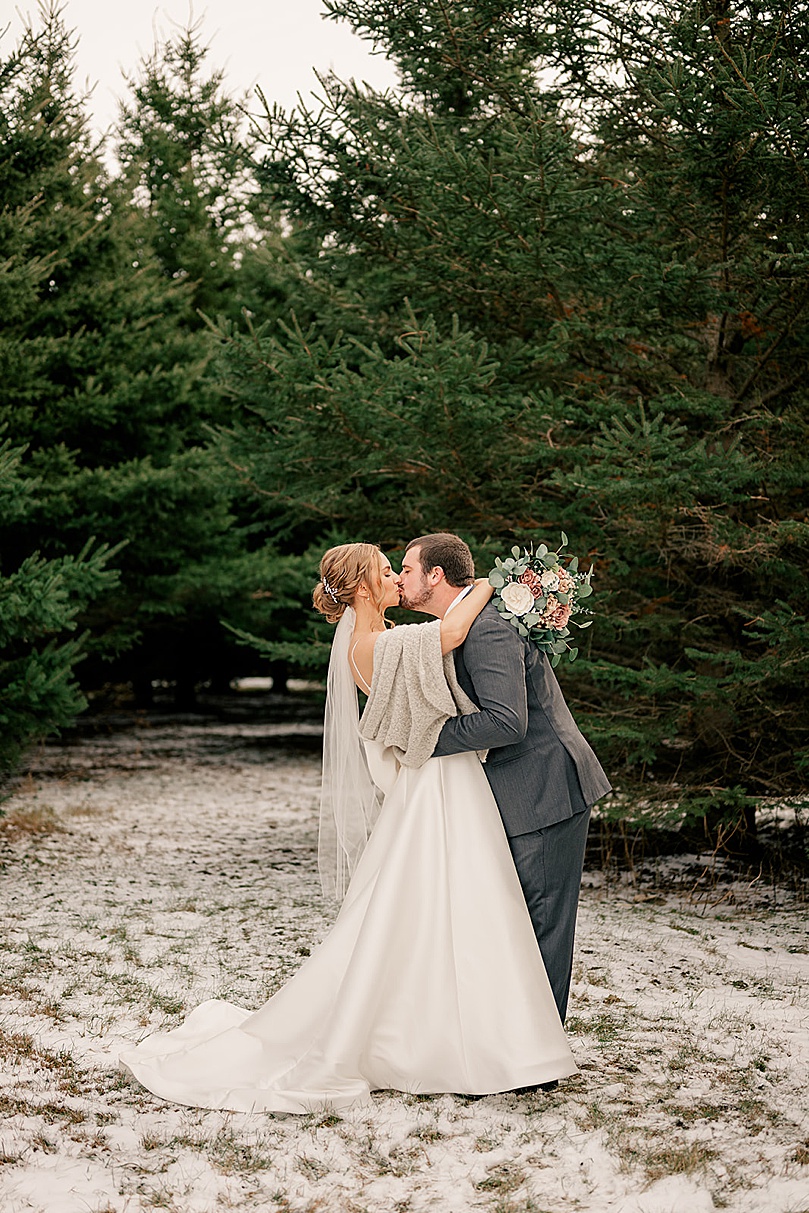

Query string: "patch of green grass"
[485, 1197, 551, 1213]
[0, 1028, 84, 1092]
[666, 1100, 729, 1124]
[296, 1153, 329, 1181]
[475, 1162, 526, 1194]
[209, 1128, 274, 1174]
[141, 1186, 176, 1209]
[141, 1132, 166, 1151]
[667, 1040, 717, 1074]
[575, 1100, 612, 1131]
[583, 1010, 627, 1045]
[149, 991, 186, 1017]
[408, 1124, 444, 1142]
[0, 1091, 86, 1125]
[643, 1141, 718, 1182]
[669, 922, 701, 935]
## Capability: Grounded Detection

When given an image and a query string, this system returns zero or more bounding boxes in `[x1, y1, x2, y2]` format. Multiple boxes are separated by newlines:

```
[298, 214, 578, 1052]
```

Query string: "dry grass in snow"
[0, 711, 807, 1213]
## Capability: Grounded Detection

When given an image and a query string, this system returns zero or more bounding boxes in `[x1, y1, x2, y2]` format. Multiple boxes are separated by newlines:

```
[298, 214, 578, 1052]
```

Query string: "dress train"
[120, 747, 577, 1112]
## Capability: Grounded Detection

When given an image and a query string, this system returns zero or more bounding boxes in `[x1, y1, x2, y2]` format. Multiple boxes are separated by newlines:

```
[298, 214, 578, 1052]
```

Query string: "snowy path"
[1, 716, 807, 1212]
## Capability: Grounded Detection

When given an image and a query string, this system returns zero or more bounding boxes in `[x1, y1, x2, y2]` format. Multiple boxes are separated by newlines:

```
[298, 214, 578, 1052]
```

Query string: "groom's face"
[398, 546, 435, 612]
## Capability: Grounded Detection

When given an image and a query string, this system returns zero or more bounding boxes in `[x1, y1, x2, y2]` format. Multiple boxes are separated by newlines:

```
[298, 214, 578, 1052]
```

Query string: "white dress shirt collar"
[444, 584, 473, 617]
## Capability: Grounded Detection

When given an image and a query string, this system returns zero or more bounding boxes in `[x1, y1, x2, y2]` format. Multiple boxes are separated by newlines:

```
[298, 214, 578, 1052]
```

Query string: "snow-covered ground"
[1, 713, 807, 1213]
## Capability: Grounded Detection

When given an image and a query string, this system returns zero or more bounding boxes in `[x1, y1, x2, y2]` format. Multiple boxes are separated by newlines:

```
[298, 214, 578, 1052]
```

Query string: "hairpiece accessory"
[322, 576, 339, 602]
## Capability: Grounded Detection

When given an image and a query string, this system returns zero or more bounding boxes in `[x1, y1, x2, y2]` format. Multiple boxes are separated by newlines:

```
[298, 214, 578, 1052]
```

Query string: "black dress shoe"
[538, 1080, 559, 1092]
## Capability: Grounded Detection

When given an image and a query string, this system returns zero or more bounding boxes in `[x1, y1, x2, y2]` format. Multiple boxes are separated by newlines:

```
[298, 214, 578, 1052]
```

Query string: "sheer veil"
[318, 606, 380, 900]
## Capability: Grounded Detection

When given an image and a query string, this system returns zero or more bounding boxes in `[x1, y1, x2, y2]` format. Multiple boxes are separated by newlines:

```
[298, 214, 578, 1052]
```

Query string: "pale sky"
[5, 0, 398, 136]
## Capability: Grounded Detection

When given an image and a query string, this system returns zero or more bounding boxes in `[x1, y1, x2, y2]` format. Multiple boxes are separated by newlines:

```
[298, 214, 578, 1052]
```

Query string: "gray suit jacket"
[433, 603, 612, 836]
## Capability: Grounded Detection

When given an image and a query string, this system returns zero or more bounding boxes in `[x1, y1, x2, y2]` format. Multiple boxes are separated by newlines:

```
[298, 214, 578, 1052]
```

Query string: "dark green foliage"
[220, 0, 808, 800]
[0, 438, 118, 775]
[116, 21, 292, 335]
[0, 7, 280, 726]
[2, 0, 806, 806]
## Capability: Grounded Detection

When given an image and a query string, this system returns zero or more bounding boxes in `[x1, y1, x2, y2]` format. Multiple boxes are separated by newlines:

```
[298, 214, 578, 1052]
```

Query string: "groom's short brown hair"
[405, 533, 475, 587]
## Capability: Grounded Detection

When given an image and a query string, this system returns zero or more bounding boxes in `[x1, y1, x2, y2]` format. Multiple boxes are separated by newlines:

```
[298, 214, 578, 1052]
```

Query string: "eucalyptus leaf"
[538, 545, 548, 557]
[560, 530, 568, 547]
[542, 553, 558, 568]
[516, 622, 528, 637]
[578, 581, 593, 598]
[523, 613, 539, 627]
[551, 654, 561, 668]
[552, 639, 567, 654]
[511, 545, 521, 558]
[575, 619, 593, 628]
[568, 556, 579, 573]
[568, 647, 579, 662]
[556, 592, 569, 605]
[489, 571, 505, 588]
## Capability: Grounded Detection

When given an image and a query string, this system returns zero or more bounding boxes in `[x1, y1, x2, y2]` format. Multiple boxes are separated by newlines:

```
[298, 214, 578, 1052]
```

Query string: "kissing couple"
[121, 533, 611, 1112]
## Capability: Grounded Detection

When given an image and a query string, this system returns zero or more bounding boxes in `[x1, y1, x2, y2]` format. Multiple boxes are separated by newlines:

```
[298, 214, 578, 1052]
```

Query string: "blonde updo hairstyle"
[313, 543, 388, 625]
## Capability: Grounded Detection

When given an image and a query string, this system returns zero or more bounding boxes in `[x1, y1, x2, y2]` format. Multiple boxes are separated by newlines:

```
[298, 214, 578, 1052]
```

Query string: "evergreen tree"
[0, 5, 273, 706]
[217, 0, 808, 804]
[116, 21, 291, 336]
[0, 436, 118, 778]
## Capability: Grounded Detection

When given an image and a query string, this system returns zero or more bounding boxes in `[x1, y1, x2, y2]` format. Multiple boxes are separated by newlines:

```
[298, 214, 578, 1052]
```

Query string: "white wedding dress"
[120, 740, 577, 1112]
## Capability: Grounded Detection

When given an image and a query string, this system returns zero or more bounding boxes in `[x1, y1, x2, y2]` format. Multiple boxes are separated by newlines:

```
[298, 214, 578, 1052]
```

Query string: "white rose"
[540, 570, 560, 591]
[501, 581, 536, 616]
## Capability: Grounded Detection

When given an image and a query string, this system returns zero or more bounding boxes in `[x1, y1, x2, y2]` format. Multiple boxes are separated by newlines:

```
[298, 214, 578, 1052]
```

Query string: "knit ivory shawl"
[358, 620, 483, 768]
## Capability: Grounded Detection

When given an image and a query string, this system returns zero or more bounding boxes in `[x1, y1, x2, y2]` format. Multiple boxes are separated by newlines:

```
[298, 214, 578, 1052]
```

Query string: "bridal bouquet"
[488, 533, 595, 665]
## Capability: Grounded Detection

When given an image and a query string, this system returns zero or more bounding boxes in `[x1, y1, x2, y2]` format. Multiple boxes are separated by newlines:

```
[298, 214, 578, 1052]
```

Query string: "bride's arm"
[351, 579, 493, 688]
[439, 579, 494, 654]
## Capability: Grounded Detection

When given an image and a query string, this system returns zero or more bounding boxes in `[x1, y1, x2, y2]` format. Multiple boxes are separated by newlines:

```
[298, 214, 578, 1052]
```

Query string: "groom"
[398, 532, 611, 1027]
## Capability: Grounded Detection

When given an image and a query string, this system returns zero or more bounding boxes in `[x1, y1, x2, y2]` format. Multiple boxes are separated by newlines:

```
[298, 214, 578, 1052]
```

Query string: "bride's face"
[376, 553, 402, 610]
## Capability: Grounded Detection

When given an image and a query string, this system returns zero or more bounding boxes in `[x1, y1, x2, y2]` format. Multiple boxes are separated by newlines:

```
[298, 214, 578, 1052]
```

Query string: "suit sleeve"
[433, 612, 529, 756]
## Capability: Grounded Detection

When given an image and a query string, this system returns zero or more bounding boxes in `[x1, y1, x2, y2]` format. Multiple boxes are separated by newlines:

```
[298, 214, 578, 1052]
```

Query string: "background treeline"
[2, 0, 807, 820]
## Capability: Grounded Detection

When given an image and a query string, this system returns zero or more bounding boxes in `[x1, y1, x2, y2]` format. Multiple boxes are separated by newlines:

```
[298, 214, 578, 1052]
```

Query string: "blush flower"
[547, 602, 572, 629]
[488, 534, 596, 666]
[519, 569, 544, 598]
[501, 581, 536, 616]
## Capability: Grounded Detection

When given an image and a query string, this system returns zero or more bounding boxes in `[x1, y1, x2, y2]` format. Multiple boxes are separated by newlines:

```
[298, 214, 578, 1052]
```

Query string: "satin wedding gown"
[120, 742, 577, 1112]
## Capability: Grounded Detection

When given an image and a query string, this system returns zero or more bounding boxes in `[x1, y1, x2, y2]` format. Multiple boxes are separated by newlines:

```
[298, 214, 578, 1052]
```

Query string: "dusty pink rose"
[518, 569, 544, 598]
[557, 571, 575, 595]
[546, 602, 572, 630]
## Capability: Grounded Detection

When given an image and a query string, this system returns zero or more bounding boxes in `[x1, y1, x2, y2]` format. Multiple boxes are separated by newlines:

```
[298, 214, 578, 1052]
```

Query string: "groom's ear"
[429, 565, 446, 585]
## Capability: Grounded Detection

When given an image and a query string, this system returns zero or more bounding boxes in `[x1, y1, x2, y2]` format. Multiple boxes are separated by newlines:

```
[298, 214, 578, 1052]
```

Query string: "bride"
[120, 543, 576, 1112]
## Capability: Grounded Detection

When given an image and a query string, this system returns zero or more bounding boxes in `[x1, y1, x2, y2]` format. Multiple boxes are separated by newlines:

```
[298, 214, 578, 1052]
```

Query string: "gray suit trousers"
[507, 806, 591, 1024]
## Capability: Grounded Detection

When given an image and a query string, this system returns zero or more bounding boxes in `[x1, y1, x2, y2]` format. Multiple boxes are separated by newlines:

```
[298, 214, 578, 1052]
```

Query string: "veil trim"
[318, 606, 380, 900]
